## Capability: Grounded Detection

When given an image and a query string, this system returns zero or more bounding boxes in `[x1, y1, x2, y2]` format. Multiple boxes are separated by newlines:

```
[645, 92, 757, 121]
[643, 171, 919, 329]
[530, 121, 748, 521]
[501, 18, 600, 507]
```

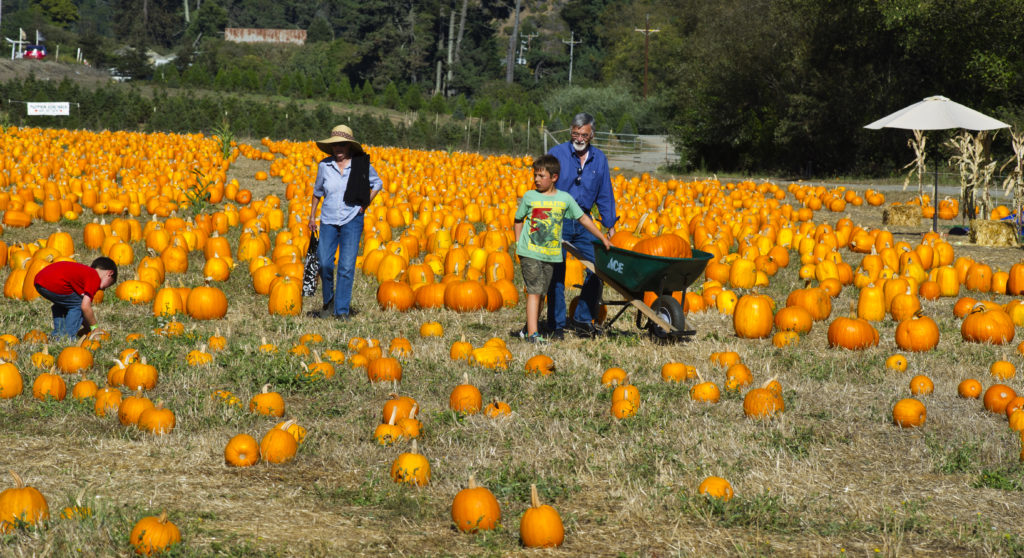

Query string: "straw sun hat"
[315, 124, 363, 155]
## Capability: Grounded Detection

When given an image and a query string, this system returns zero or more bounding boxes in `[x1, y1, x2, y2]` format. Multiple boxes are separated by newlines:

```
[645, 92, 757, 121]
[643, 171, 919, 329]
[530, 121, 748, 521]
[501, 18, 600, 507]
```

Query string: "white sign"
[27, 102, 70, 116]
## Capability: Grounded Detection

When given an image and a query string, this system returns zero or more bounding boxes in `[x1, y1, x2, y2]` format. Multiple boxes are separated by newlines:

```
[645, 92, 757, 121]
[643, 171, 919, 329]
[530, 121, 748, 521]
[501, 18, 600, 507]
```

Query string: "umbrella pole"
[933, 164, 939, 233]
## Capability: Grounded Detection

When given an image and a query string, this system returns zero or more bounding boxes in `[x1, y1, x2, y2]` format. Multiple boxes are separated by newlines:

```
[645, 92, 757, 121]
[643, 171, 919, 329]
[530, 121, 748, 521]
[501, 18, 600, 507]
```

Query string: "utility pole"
[517, 32, 537, 65]
[562, 31, 582, 85]
[634, 14, 660, 98]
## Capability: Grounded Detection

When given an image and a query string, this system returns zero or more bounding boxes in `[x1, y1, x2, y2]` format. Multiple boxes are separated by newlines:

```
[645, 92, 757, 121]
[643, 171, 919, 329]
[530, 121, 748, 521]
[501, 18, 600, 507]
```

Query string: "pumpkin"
[0, 471, 50, 533]
[697, 476, 734, 501]
[990, 360, 1016, 380]
[885, 354, 908, 373]
[390, 440, 431, 486]
[983, 384, 1017, 414]
[709, 351, 740, 367]
[377, 280, 416, 311]
[71, 379, 98, 401]
[137, 403, 176, 434]
[773, 305, 813, 333]
[450, 373, 482, 414]
[961, 305, 1015, 345]
[117, 388, 154, 426]
[909, 375, 934, 396]
[186, 345, 213, 367]
[224, 432, 260, 466]
[260, 420, 299, 463]
[56, 343, 93, 374]
[419, 321, 444, 338]
[375, 408, 404, 446]
[107, 359, 127, 387]
[124, 357, 158, 390]
[957, 378, 982, 399]
[208, 328, 228, 352]
[724, 363, 753, 391]
[388, 337, 413, 358]
[32, 370, 67, 401]
[59, 489, 93, 520]
[249, 384, 285, 417]
[444, 280, 488, 312]
[690, 378, 721, 403]
[397, 403, 423, 438]
[772, 331, 800, 347]
[129, 511, 181, 556]
[660, 362, 696, 382]
[30, 346, 54, 369]
[519, 484, 564, 548]
[743, 379, 785, 419]
[451, 474, 501, 533]
[367, 357, 403, 383]
[524, 355, 555, 376]
[892, 398, 926, 428]
[93, 387, 122, 417]
[732, 293, 774, 339]
[894, 312, 939, 352]
[826, 315, 879, 350]
[610, 398, 638, 419]
[484, 400, 512, 418]
[600, 367, 628, 386]
[186, 279, 229, 320]
[0, 361, 23, 398]
[450, 338, 473, 361]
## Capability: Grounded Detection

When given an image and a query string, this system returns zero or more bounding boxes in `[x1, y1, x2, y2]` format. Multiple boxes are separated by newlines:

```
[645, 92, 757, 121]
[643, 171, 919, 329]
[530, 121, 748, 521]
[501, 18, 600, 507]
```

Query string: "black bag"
[302, 233, 321, 297]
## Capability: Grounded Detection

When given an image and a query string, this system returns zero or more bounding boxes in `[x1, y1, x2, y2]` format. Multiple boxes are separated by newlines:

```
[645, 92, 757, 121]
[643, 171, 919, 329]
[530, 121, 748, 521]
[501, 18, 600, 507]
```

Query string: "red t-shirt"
[33, 261, 101, 298]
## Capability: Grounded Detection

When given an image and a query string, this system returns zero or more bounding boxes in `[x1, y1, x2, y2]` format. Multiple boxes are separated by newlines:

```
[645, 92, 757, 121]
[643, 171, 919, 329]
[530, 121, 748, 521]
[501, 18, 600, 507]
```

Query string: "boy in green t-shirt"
[513, 154, 611, 342]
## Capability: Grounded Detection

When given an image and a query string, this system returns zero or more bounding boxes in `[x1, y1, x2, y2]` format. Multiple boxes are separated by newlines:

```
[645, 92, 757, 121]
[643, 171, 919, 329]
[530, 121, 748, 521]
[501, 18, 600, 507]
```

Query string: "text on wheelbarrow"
[606, 257, 624, 274]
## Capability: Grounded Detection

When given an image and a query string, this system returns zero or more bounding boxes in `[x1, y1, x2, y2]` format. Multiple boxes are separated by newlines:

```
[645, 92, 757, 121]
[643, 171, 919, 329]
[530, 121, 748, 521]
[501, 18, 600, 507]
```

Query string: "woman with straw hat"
[307, 124, 383, 320]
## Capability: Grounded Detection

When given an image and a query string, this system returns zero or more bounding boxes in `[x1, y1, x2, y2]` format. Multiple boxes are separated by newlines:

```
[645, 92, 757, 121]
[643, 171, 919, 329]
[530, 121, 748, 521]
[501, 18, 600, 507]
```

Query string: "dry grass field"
[2, 136, 1024, 558]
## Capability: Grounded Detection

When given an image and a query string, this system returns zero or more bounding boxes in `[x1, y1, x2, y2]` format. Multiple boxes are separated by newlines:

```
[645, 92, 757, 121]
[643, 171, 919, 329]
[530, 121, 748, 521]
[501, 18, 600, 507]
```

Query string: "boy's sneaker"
[509, 326, 528, 339]
[525, 332, 546, 344]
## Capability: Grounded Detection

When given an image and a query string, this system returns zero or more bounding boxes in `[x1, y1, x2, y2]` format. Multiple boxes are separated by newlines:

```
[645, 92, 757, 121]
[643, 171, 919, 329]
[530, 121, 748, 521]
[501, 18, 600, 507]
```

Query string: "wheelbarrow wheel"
[642, 295, 684, 338]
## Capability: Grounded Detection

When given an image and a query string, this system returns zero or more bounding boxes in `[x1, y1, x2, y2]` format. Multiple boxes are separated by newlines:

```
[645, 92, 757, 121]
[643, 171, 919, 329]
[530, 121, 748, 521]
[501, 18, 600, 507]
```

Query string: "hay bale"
[970, 219, 1019, 246]
[883, 204, 921, 226]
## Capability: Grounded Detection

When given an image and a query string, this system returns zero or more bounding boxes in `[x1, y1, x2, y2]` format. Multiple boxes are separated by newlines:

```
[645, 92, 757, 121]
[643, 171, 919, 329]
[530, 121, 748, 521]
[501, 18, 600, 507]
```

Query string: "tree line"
[3, 0, 1024, 176]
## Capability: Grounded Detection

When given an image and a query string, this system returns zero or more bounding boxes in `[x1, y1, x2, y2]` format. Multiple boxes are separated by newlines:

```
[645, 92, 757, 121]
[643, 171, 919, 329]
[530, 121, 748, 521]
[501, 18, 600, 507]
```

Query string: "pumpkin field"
[3, 126, 1024, 557]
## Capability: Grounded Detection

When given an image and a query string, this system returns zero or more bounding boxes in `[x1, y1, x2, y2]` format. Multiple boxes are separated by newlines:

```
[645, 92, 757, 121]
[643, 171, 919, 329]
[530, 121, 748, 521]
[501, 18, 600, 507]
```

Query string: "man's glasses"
[571, 132, 592, 140]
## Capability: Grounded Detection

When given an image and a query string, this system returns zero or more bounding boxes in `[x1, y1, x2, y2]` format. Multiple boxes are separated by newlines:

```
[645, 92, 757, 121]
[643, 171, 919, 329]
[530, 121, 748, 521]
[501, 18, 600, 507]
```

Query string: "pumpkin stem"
[9, 470, 24, 489]
[468, 474, 477, 490]
[157, 511, 168, 524]
[388, 406, 398, 425]
[280, 419, 296, 430]
[313, 350, 322, 363]
[462, 372, 469, 385]
[409, 404, 418, 420]
[530, 484, 541, 508]
[261, 383, 271, 394]
[411, 439, 418, 454]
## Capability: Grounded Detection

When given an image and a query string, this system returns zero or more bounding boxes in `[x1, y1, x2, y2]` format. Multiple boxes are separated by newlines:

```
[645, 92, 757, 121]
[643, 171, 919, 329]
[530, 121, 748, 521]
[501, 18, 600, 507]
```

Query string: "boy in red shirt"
[33, 257, 118, 338]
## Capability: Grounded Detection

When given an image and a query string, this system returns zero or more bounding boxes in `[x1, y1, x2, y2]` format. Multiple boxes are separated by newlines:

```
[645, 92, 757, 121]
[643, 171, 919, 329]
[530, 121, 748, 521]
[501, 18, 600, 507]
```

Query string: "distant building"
[224, 28, 306, 45]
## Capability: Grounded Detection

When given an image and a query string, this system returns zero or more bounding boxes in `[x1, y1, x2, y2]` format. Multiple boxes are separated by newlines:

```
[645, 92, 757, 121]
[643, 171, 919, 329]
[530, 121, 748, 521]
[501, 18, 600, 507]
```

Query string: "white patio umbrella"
[865, 95, 1010, 231]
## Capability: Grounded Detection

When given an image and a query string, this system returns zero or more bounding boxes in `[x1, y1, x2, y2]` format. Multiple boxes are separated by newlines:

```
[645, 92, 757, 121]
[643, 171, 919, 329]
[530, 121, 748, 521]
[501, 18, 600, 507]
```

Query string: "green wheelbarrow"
[564, 241, 712, 339]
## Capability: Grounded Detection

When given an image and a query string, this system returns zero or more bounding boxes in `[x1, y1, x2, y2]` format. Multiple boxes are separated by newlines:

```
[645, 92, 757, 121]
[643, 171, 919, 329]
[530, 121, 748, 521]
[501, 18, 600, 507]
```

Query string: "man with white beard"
[542, 112, 618, 338]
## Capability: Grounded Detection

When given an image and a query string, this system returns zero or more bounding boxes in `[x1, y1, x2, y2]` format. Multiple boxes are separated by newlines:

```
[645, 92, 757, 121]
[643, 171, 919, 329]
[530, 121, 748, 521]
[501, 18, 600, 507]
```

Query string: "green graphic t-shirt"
[514, 190, 585, 262]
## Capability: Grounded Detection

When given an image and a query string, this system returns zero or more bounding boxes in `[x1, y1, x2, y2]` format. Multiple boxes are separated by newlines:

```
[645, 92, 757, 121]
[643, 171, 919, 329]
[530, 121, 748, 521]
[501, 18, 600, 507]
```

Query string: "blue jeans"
[36, 285, 84, 338]
[546, 218, 602, 330]
[318, 217, 364, 316]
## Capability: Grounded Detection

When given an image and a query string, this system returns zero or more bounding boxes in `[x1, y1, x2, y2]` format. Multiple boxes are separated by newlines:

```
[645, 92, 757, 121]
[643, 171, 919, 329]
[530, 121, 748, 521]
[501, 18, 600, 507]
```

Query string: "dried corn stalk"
[902, 129, 927, 198]
[948, 131, 997, 222]
[1000, 130, 1024, 228]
